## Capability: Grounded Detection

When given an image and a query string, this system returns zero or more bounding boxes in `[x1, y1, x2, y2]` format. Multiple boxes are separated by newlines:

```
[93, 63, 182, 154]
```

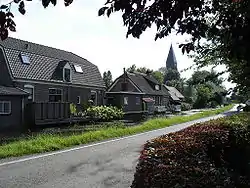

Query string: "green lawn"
[0, 104, 233, 159]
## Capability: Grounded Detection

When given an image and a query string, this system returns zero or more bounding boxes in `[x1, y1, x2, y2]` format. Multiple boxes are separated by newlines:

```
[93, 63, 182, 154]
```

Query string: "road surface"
[0, 108, 237, 188]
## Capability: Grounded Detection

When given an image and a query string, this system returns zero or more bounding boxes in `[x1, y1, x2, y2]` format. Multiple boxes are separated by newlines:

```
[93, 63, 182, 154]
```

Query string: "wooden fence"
[25, 102, 71, 127]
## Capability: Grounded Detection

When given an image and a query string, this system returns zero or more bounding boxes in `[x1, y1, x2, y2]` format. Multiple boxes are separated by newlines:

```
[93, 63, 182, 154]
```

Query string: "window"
[0, 101, 11, 114]
[64, 68, 71, 82]
[155, 85, 159, 90]
[49, 88, 63, 102]
[124, 97, 128, 105]
[158, 96, 161, 105]
[90, 91, 97, 105]
[73, 65, 83, 73]
[136, 97, 140, 105]
[77, 96, 81, 104]
[24, 85, 34, 101]
[153, 96, 156, 104]
[20, 54, 30, 65]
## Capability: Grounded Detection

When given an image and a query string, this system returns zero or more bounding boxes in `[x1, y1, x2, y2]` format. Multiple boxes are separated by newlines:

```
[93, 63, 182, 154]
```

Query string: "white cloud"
[9, 0, 235, 89]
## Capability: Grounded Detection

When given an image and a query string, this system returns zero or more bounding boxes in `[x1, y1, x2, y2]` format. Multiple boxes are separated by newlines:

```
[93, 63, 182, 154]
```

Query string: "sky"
[7, 0, 235, 89]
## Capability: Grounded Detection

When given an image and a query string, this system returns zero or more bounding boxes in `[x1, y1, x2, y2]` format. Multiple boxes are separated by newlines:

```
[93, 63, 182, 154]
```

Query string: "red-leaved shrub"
[131, 113, 250, 188]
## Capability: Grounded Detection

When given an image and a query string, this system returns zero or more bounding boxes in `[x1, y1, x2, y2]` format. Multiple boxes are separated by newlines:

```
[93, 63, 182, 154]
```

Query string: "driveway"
[0, 108, 237, 188]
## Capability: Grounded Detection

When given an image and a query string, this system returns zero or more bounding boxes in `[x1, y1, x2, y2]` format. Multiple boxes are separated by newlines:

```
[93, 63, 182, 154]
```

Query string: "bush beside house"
[131, 113, 250, 188]
[181, 102, 192, 111]
[70, 103, 124, 121]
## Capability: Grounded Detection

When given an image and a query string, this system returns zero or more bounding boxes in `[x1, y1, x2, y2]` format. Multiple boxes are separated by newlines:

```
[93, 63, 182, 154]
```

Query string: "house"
[0, 86, 28, 131]
[106, 69, 170, 117]
[0, 37, 105, 105]
[0, 37, 105, 129]
[163, 85, 185, 112]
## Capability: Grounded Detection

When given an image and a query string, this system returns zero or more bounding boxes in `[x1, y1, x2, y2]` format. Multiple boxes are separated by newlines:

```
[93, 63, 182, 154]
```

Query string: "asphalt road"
[0, 108, 237, 188]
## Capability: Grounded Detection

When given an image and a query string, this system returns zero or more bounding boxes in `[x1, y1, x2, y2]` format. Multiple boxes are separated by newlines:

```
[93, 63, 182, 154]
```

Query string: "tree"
[126, 64, 164, 84]
[187, 70, 227, 108]
[1, 0, 249, 95]
[126, 64, 137, 73]
[103, 70, 112, 89]
[193, 84, 213, 109]
[152, 71, 164, 84]
[164, 68, 181, 84]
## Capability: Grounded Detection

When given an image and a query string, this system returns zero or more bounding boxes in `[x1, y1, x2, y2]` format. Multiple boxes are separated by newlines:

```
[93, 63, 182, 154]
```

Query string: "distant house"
[163, 85, 185, 112]
[0, 37, 105, 130]
[106, 69, 171, 116]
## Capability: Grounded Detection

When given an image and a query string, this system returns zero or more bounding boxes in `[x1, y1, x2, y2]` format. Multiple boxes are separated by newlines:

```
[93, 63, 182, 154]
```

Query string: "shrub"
[131, 113, 250, 188]
[181, 102, 192, 111]
[85, 105, 124, 121]
[243, 105, 250, 112]
[70, 103, 77, 116]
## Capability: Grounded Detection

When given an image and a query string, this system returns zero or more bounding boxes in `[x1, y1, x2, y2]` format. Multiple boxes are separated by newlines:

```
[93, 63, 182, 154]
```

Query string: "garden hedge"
[131, 113, 250, 188]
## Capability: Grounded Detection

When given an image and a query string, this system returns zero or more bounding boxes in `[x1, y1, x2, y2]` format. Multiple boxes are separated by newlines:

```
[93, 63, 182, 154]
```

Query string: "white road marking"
[0, 113, 228, 167]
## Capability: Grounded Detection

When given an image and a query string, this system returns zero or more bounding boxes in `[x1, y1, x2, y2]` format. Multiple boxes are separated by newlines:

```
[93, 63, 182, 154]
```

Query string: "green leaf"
[0, 5, 8, 9]
[98, 7, 108, 16]
[18, 7, 26, 15]
[42, 0, 50, 8]
[64, 0, 73, 7]
[50, 0, 56, 6]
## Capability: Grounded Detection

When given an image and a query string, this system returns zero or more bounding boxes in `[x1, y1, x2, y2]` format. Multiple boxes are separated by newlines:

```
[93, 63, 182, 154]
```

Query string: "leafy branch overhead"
[0, 0, 249, 94]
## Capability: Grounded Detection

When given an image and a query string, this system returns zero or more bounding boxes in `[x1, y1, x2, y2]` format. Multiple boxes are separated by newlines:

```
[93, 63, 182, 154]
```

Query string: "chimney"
[121, 67, 128, 91]
[25, 44, 29, 50]
[123, 67, 126, 82]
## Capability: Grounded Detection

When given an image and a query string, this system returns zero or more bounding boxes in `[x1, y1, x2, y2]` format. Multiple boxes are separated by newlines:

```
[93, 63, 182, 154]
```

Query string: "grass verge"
[0, 104, 233, 159]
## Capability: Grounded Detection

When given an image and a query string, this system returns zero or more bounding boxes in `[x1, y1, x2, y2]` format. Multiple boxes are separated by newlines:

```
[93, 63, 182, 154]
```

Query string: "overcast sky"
[8, 0, 235, 89]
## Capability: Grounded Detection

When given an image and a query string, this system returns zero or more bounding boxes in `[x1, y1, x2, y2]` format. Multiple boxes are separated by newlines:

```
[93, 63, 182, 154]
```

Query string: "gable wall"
[109, 77, 140, 92]
[0, 48, 13, 86]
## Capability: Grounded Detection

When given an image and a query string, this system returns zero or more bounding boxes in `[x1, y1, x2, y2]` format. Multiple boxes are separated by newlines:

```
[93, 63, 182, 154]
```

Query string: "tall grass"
[0, 104, 233, 159]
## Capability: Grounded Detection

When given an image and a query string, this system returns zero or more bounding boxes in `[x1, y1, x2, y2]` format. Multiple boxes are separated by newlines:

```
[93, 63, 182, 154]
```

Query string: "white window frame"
[49, 88, 63, 102]
[77, 96, 81, 104]
[90, 90, 97, 105]
[0, 101, 11, 115]
[124, 96, 128, 105]
[24, 84, 34, 102]
[63, 63, 72, 82]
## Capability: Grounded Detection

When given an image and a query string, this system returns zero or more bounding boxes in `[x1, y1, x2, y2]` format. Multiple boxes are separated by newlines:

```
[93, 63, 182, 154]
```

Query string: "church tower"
[166, 44, 178, 70]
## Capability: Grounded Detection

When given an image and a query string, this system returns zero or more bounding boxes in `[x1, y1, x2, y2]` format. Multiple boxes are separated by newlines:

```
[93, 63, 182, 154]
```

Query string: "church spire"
[166, 43, 178, 70]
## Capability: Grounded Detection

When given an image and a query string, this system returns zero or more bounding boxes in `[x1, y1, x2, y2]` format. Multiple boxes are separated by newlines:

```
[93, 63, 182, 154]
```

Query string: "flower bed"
[131, 113, 250, 188]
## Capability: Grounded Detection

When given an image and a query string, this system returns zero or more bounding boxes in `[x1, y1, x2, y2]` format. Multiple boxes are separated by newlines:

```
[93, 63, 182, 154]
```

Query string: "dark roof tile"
[127, 73, 165, 95]
[164, 85, 184, 101]
[0, 85, 28, 96]
[0, 37, 105, 88]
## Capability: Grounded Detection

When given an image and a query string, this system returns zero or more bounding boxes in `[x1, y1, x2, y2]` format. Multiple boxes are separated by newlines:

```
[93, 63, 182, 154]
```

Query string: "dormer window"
[63, 63, 72, 82]
[73, 64, 83, 73]
[155, 85, 159, 90]
[64, 68, 71, 82]
[20, 53, 30, 65]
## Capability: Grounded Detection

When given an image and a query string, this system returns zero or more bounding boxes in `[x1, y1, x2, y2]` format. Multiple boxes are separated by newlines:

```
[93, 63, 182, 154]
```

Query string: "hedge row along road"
[0, 105, 237, 188]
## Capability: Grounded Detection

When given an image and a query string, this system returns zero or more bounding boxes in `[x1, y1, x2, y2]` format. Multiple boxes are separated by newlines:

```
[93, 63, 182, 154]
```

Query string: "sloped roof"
[164, 85, 185, 100]
[0, 85, 28, 96]
[166, 44, 178, 70]
[0, 37, 105, 88]
[127, 72, 165, 95]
